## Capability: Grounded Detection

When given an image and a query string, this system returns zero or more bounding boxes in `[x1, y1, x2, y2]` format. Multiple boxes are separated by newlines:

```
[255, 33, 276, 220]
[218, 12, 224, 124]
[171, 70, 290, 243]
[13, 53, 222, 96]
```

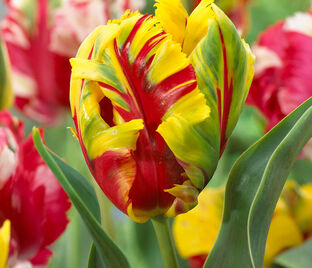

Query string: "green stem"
[151, 215, 179, 268]
[92, 180, 116, 241]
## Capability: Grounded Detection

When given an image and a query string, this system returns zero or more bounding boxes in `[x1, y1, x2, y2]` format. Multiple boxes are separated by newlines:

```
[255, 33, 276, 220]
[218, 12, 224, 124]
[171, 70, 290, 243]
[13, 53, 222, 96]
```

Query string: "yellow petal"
[173, 187, 224, 258]
[264, 212, 303, 266]
[183, 0, 215, 55]
[154, 0, 188, 44]
[294, 184, 312, 233]
[147, 38, 190, 85]
[70, 25, 109, 116]
[0, 220, 10, 268]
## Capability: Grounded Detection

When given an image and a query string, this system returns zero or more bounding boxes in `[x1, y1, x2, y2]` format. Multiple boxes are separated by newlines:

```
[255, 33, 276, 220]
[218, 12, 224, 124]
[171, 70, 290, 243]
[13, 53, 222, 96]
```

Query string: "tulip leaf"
[0, 37, 13, 110]
[32, 128, 130, 268]
[273, 238, 312, 268]
[205, 97, 312, 268]
[88, 243, 106, 268]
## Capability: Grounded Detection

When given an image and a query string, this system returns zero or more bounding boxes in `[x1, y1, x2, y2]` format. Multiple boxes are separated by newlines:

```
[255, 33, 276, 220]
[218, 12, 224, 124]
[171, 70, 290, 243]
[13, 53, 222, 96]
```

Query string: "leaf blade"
[32, 128, 130, 268]
[205, 97, 312, 268]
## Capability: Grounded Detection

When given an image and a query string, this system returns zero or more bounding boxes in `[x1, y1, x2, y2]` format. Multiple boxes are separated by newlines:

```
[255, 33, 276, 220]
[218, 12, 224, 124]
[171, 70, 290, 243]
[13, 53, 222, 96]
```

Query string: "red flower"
[0, 111, 71, 267]
[1, 0, 145, 124]
[248, 11, 312, 130]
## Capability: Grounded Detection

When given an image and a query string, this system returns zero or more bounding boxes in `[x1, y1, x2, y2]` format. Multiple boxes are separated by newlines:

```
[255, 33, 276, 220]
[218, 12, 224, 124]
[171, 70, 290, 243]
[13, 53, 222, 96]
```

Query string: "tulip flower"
[70, 0, 254, 222]
[1, 0, 145, 124]
[0, 220, 10, 268]
[0, 37, 13, 110]
[247, 11, 312, 159]
[0, 111, 71, 267]
[173, 181, 312, 268]
[248, 11, 312, 130]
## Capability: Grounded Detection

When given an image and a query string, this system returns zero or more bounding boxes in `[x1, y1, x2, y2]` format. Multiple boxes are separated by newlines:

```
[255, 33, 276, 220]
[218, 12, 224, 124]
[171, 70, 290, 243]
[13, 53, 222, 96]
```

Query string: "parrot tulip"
[247, 11, 312, 160]
[248, 11, 312, 130]
[70, 0, 254, 222]
[0, 111, 71, 267]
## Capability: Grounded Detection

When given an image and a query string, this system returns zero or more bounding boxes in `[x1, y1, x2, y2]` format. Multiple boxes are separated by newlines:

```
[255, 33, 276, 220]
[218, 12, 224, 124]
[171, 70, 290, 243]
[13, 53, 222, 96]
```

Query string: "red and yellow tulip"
[247, 11, 312, 160]
[173, 181, 312, 268]
[0, 220, 10, 268]
[70, 0, 254, 222]
[0, 111, 71, 267]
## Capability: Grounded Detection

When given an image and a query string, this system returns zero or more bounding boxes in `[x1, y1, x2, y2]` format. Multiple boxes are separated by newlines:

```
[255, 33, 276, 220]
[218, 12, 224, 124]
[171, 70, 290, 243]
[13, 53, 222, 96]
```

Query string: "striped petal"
[0, 220, 10, 268]
[190, 3, 254, 156]
[70, 12, 210, 221]
[0, 37, 13, 110]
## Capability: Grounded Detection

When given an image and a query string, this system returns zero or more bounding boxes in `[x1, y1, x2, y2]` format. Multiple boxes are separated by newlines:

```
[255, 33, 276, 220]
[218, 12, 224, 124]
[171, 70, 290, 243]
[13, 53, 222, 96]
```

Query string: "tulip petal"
[183, 0, 214, 55]
[173, 187, 224, 258]
[190, 4, 254, 155]
[154, 0, 188, 44]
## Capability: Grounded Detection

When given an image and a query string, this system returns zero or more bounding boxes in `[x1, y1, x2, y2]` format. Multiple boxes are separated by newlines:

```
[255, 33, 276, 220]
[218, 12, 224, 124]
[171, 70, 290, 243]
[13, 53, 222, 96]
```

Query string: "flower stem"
[151, 215, 179, 268]
[92, 180, 116, 241]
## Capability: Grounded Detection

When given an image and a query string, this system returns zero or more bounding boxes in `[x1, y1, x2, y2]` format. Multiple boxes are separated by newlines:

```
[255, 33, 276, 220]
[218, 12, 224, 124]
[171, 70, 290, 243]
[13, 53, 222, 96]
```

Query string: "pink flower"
[1, 0, 145, 125]
[248, 11, 312, 130]
[0, 111, 71, 267]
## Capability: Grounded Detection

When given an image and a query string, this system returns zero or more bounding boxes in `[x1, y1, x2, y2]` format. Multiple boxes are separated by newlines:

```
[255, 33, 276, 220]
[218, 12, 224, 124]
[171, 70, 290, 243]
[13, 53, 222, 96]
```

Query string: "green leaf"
[273, 238, 312, 268]
[205, 97, 312, 268]
[88, 244, 106, 268]
[0, 36, 13, 110]
[32, 128, 130, 268]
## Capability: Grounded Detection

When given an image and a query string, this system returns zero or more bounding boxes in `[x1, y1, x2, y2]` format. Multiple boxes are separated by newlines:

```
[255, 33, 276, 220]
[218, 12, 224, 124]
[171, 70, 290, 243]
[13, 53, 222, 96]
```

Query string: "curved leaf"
[32, 128, 130, 268]
[205, 97, 312, 268]
[0, 36, 13, 110]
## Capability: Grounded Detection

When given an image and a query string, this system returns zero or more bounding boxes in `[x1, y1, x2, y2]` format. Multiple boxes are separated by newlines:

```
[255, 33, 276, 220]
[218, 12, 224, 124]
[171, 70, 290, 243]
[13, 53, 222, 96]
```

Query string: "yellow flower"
[173, 180, 312, 266]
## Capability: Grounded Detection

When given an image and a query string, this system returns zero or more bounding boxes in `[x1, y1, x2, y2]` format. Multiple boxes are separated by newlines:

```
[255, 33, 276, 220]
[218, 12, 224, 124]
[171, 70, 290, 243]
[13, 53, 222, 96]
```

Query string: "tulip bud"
[70, 0, 254, 222]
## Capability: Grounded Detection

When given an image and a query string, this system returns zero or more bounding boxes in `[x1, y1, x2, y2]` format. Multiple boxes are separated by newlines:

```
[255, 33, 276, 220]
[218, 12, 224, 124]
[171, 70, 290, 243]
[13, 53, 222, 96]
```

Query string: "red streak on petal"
[123, 14, 149, 51]
[218, 27, 233, 157]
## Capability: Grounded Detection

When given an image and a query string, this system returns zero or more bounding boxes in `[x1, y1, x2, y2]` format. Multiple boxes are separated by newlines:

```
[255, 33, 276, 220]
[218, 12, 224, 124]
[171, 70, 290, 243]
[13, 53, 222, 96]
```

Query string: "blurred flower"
[70, 0, 254, 222]
[0, 111, 71, 267]
[0, 220, 10, 268]
[248, 11, 312, 129]
[0, 37, 13, 110]
[1, 0, 145, 125]
[191, 0, 251, 34]
[173, 180, 312, 267]
[247, 11, 312, 159]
